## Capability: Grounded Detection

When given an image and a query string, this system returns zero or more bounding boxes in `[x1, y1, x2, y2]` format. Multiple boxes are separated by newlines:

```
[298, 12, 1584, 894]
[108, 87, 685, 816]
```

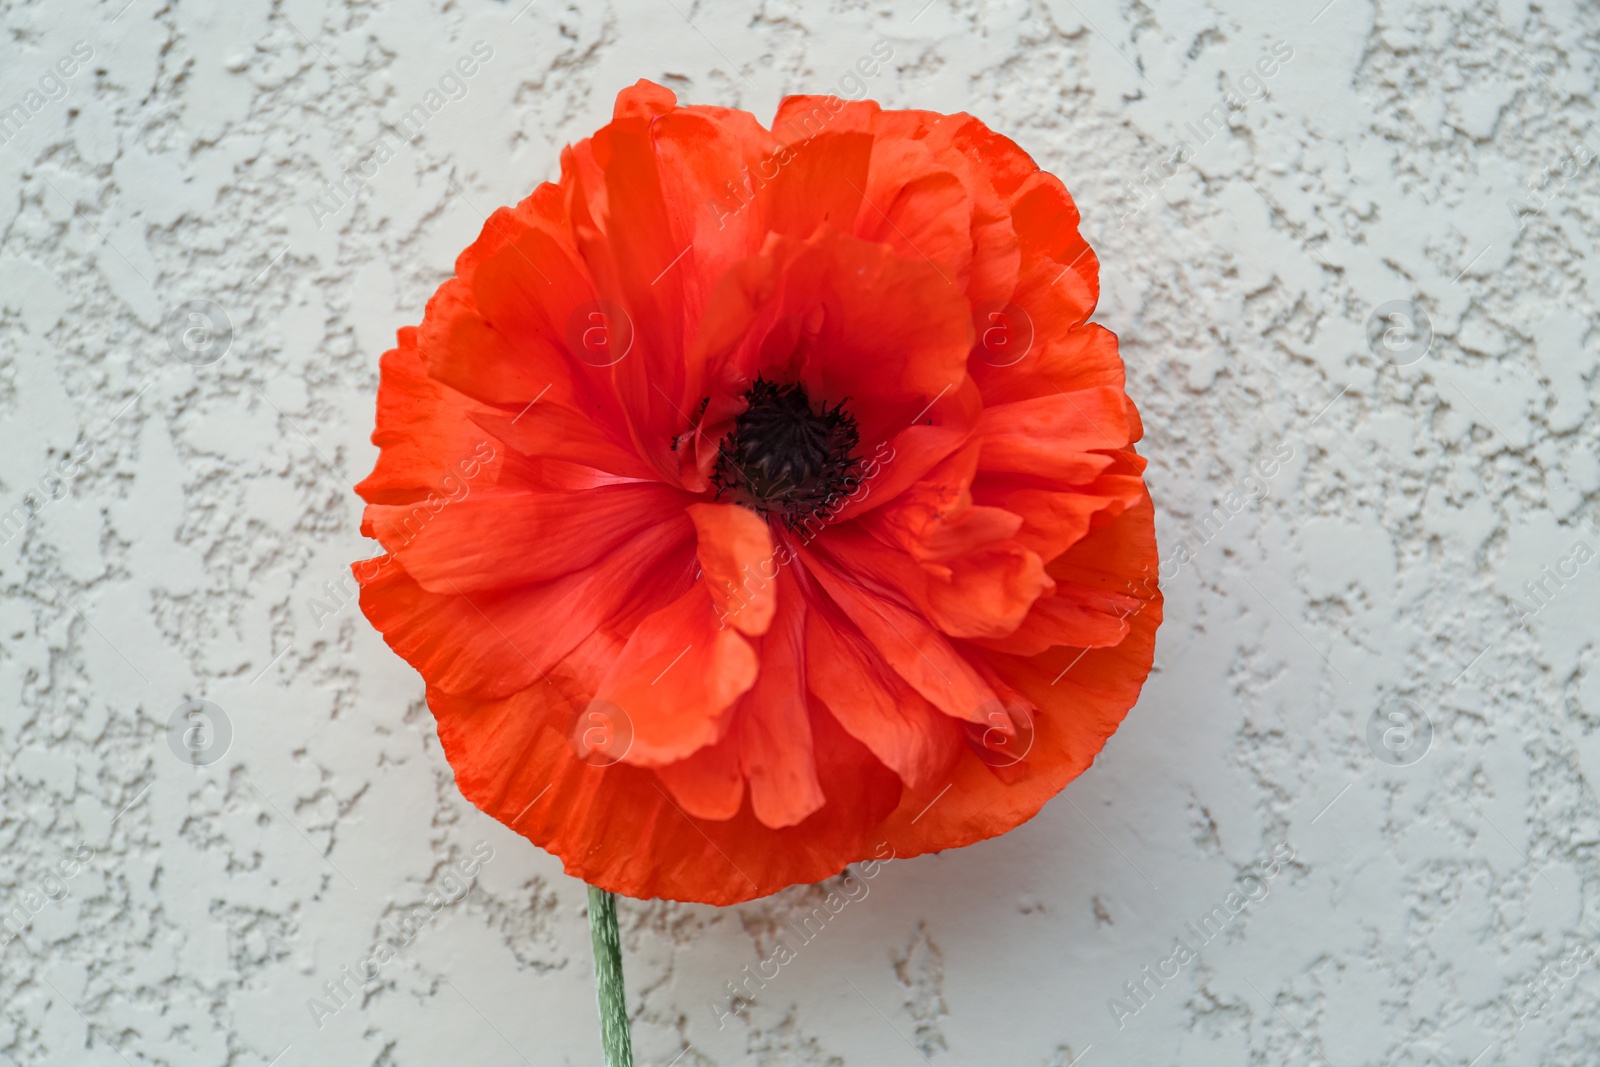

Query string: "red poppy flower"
[354, 81, 1160, 904]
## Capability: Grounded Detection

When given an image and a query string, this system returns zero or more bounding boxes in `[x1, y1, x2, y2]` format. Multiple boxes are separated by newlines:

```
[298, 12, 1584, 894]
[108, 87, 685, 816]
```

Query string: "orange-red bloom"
[354, 81, 1161, 904]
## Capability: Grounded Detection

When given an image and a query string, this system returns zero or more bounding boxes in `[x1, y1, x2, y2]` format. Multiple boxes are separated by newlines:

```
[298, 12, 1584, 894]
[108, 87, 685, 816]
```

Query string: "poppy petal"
[800, 544, 997, 723]
[598, 584, 759, 766]
[878, 493, 1161, 856]
[735, 572, 825, 827]
[354, 329, 507, 506]
[655, 728, 745, 820]
[689, 502, 776, 636]
[369, 483, 687, 593]
[355, 516, 693, 699]
[807, 599, 963, 792]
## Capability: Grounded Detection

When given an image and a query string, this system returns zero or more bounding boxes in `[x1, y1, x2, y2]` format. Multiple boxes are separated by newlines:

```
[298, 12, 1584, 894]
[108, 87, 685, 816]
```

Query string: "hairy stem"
[587, 884, 634, 1067]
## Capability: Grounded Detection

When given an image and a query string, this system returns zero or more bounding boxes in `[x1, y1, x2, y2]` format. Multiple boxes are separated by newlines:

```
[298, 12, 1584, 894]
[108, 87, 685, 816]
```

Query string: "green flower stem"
[587, 884, 634, 1067]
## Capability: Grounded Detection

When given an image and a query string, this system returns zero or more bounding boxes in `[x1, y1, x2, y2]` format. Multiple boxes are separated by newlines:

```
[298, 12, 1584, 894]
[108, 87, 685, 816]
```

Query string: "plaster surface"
[1, 0, 1598, 1064]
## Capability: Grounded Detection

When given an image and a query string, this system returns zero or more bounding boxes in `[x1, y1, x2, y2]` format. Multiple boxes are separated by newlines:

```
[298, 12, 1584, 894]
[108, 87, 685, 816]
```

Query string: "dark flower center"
[711, 378, 863, 528]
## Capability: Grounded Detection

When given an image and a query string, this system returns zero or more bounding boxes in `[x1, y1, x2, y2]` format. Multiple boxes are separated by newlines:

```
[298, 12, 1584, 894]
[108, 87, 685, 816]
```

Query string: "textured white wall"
[2, 0, 1598, 1064]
